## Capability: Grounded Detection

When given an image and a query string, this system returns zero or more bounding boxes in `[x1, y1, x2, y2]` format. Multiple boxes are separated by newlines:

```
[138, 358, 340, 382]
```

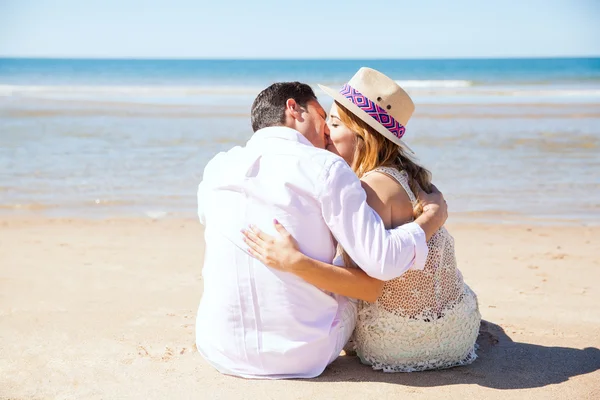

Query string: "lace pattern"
[353, 166, 481, 372]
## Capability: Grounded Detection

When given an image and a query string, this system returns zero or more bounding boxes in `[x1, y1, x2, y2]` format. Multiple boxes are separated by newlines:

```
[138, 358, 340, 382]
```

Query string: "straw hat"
[319, 67, 415, 154]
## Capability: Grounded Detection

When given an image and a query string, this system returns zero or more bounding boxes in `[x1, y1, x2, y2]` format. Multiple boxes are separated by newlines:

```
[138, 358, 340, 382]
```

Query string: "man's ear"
[285, 98, 305, 123]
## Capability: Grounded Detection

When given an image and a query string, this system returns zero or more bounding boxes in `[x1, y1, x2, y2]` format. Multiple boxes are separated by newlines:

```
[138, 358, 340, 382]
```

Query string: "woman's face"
[326, 103, 357, 166]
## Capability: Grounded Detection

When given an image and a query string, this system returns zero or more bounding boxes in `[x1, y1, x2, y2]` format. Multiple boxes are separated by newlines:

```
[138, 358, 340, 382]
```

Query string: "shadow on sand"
[315, 320, 600, 389]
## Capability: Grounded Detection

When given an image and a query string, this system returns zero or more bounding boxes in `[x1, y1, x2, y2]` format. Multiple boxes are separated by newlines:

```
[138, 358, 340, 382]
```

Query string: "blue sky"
[0, 0, 599, 59]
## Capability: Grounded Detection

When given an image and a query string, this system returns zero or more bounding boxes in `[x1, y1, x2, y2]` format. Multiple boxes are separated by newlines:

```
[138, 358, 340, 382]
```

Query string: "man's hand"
[414, 183, 448, 240]
[419, 183, 448, 221]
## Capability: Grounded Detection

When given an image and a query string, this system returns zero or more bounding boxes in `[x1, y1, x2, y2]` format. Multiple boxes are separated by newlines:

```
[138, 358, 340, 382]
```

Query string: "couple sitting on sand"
[196, 68, 481, 379]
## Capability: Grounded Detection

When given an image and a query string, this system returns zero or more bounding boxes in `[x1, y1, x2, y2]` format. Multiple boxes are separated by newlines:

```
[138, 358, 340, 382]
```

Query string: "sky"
[0, 0, 599, 59]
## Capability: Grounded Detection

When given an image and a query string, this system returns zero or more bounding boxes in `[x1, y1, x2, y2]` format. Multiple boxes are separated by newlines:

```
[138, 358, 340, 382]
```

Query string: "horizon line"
[1, 55, 599, 61]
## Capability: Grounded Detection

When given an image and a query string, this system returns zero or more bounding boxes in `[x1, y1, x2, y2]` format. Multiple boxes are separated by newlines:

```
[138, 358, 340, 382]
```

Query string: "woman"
[243, 68, 481, 372]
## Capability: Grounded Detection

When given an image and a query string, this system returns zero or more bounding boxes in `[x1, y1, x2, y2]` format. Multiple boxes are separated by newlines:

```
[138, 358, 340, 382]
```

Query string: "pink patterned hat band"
[339, 84, 406, 139]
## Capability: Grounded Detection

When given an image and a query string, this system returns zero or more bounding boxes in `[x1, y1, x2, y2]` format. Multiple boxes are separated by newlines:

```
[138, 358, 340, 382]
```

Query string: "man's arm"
[319, 160, 446, 281]
[197, 179, 207, 225]
[197, 152, 225, 226]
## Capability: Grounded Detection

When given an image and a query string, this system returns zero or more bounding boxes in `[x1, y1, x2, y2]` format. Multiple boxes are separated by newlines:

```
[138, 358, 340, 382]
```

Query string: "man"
[196, 82, 447, 379]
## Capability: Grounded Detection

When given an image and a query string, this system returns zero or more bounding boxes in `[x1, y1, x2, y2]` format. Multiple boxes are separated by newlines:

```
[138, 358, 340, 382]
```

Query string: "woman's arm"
[242, 222, 384, 303]
[281, 253, 384, 303]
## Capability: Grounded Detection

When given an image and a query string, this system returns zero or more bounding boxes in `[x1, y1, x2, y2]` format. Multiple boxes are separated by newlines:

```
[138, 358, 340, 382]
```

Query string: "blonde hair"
[335, 101, 433, 270]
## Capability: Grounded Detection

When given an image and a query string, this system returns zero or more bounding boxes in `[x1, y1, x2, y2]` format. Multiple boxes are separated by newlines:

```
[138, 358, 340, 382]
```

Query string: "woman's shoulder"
[361, 168, 409, 197]
[361, 168, 414, 225]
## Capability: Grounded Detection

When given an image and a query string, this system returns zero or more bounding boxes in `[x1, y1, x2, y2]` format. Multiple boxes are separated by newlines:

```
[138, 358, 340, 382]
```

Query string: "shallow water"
[1, 58, 599, 224]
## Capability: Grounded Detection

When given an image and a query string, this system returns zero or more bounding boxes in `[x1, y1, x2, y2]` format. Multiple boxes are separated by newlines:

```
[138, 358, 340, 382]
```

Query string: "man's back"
[197, 127, 347, 378]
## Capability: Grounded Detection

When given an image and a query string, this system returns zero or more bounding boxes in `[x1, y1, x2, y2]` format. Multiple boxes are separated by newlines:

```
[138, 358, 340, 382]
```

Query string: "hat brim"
[318, 84, 416, 156]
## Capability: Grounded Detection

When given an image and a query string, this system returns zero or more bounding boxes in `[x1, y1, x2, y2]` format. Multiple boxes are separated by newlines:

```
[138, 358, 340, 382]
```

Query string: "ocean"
[1, 58, 599, 224]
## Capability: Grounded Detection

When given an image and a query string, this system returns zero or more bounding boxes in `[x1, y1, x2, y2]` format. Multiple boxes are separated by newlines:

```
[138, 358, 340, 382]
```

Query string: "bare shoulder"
[361, 171, 414, 226]
[361, 171, 399, 197]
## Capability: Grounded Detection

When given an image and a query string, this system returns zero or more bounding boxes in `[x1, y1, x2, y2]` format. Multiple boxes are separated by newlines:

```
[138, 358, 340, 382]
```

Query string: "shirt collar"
[249, 126, 314, 148]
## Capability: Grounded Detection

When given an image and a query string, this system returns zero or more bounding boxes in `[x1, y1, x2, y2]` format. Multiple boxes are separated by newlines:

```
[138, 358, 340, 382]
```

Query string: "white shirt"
[196, 126, 428, 379]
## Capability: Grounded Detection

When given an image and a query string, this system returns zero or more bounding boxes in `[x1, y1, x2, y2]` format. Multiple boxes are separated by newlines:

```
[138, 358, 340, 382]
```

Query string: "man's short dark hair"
[250, 82, 317, 132]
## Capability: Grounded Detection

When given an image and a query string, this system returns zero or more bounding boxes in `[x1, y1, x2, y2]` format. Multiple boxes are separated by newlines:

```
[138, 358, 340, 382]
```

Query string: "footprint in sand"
[134, 344, 194, 362]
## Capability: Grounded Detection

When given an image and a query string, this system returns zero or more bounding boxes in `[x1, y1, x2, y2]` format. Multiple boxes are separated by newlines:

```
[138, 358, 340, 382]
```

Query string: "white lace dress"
[352, 166, 481, 372]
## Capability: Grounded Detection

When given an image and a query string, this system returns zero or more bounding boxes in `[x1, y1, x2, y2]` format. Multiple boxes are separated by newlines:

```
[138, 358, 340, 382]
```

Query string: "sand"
[1, 217, 599, 399]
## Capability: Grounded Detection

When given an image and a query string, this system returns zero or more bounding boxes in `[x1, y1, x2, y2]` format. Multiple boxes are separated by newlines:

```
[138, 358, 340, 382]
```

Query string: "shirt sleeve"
[319, 159, 428, 281]
[197, 178, 207, 226]
[197, 153, 220, 226]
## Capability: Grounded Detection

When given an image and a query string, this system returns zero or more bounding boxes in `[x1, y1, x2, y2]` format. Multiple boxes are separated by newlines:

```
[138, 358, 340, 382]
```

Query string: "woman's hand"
[242, 220, 305, 272]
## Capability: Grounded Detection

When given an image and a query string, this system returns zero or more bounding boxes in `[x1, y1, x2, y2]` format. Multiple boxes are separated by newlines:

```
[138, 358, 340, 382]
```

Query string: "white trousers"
[328, 299, 358, 365]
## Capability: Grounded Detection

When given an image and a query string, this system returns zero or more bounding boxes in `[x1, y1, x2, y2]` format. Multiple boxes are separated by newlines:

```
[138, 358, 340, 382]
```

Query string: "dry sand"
[1, 217, 599, 399]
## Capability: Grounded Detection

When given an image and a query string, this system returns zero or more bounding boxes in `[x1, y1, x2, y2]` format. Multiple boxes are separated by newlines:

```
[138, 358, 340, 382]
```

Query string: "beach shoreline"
[1, 217, 599, 399]
[3, 98, 599, 224]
